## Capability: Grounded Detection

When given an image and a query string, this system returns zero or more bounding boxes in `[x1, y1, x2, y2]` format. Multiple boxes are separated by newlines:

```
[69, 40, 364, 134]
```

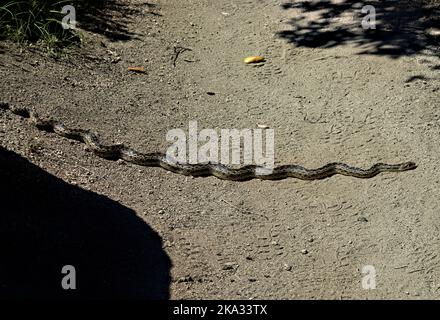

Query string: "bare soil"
[1, 0, 439, 299]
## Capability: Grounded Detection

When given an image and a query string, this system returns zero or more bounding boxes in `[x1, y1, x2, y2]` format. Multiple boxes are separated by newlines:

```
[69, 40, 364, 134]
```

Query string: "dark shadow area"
[76, 0, 159, 41]
[278, 0, 440, 58]
[0, 146, 171, 299]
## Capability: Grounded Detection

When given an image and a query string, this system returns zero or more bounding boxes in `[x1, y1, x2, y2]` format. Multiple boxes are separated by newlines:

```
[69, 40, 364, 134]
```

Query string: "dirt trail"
[1, 0, 440, 299]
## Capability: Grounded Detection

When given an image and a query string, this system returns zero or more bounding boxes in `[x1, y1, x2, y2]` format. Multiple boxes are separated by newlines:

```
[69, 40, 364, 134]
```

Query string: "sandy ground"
[1, 0, 440, 299]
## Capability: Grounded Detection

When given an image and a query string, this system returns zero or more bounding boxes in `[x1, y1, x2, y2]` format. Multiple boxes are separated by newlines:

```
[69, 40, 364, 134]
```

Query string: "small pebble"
[177, 275, 193, 283]
[283, 264, 292, 271]
[222, 262, 235, 270]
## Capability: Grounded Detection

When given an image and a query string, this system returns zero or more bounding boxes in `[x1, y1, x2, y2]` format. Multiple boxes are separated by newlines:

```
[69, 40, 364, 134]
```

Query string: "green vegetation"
[0, 0, 78, 51]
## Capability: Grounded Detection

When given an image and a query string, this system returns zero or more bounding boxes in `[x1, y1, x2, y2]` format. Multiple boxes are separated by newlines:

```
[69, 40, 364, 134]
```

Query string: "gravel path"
[1, 0, 439, 299]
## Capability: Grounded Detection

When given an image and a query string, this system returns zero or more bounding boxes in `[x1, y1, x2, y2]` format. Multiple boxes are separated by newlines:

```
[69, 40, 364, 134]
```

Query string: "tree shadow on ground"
[278, 0, 440, 59]
[0, 146, 171, 299]
[76, 0, 159, 41]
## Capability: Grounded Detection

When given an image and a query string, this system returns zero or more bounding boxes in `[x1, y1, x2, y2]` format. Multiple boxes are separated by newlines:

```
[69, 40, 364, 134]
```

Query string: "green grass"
[0, 0, 79, 52]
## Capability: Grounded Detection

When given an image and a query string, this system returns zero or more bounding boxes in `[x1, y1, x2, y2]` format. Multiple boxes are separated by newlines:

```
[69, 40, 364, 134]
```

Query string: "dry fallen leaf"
[127, 66, 146, 73]
[244, 56, 266, 64]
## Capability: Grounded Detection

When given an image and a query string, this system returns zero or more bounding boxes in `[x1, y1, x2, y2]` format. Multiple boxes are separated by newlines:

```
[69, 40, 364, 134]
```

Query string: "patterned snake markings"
[0, 102, 417, 181]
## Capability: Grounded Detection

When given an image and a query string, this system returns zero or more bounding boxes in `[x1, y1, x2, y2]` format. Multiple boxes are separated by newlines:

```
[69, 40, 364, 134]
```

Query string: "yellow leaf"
[127, 66, 146, 73]
[244, 56, 266, 64]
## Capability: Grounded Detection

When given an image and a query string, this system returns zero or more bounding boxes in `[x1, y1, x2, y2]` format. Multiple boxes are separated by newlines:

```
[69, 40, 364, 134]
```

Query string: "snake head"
[400, 162, 417, 171]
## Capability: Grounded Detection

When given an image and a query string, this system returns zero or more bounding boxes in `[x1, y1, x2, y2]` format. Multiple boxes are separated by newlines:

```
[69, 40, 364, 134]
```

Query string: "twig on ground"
[172, 46, 192, 67]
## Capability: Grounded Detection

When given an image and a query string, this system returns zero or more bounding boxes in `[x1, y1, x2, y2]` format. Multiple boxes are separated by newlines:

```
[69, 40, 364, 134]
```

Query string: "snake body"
[0, 102, 417, 181]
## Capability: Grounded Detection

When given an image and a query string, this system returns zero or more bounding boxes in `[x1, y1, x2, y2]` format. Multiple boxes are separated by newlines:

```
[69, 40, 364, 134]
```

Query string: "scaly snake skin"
[0, 102, 417, 181]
